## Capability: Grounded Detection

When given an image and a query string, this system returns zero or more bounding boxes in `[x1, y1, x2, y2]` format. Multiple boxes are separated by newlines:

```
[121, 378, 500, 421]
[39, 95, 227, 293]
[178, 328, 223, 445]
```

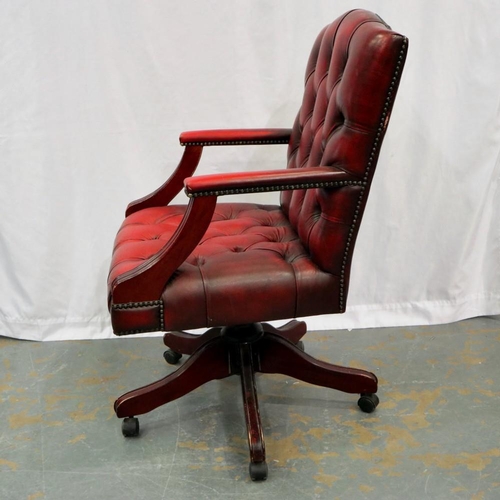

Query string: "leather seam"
[197, 263, 211, 327]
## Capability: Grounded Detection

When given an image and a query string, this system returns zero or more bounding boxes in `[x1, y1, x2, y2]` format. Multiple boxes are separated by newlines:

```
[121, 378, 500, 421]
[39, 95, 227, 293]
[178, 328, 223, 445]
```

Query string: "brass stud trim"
[112, 300, 164, 335]
[180, 139, 290, 147]
[338, 37, 407, 313]
[186, 180, 364, 198]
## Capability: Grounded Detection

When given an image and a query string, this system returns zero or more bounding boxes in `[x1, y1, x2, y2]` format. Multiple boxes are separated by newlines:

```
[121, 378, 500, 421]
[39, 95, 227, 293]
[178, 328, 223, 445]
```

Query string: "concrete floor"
[1, 316, 500, 499]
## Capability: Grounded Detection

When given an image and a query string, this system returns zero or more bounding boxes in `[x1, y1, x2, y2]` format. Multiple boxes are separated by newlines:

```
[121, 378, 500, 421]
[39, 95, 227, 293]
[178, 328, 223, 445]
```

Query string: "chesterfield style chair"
[107, 10, 408, 480]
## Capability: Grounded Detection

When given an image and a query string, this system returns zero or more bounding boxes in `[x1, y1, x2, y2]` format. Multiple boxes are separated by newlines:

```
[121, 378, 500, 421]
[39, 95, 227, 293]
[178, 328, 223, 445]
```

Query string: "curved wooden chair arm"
[126, 145, 204, 216]
[125, 129, 292, 216]
[112, 195, 217, 303]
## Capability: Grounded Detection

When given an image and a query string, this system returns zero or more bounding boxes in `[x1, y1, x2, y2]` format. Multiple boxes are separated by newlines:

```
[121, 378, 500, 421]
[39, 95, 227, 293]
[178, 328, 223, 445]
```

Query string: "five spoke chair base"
[114, 320, 379, 481]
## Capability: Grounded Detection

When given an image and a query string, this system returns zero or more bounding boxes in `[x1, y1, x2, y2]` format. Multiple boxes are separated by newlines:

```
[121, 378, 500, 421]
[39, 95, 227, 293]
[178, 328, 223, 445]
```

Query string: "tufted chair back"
[282, 10, 407, 311]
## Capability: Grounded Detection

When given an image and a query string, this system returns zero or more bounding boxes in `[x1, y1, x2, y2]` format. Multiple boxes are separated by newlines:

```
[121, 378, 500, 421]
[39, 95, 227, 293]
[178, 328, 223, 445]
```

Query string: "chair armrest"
[184, 167, 364, 197]
[112, 195, 217, 303]
[125, 128, 291, 216]
[125, 145, 203, 216]
[179, 128, 292, 146]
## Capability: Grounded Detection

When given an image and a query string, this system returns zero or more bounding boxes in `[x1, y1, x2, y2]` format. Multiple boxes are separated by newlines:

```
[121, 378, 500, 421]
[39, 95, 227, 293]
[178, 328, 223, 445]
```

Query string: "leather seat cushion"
[109, 203, 339, 330]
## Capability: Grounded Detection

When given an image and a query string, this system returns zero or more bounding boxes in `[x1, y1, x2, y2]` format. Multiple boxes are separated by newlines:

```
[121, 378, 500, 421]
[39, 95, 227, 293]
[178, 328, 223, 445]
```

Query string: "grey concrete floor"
[1, 316, 500, 499]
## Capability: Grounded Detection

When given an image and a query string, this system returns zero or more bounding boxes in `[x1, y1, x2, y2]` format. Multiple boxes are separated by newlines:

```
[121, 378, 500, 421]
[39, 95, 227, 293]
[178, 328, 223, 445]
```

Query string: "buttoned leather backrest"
[281, 9, 407, 310]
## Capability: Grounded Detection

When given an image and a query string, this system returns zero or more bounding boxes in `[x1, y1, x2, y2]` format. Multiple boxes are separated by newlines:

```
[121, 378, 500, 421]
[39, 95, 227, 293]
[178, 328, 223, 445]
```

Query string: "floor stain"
[9, 410, 43, 429]
[68, 434, 86, 444]
[69, 402, 100, 422]
[306, 427, 331, 440]
[44, 394, 74, 411]
[359, 484, 375, 493]
[343, 420, 378, 445]
[266, 427, 340, 467]
[348, 423, 421, 472]
[0, 371, 13, 392]
[77, 374, 120, 386]
[386, 388, 443, 429]
[27, 493, 44, 500]
[313, 471, 340, 487]
[265, 428, 306, 465]
[471, 493, 485, 500]
[289, 412, 313, 425]
[0, 458, 18, 471]
[212, 465, 236, 471]
[411, 449, 500, 471]
[214, 445, 246, 457]
[178, 440, 210, 451]
[447, 339, 487, 366]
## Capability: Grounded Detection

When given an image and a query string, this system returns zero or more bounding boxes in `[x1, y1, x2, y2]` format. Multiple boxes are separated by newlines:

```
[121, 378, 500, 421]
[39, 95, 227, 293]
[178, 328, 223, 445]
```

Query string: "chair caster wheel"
[163, 349, 182, 365]
[122, 417, 140, 437]
[296, 340, 305, 352]
[249, 461, 268, 481]
[358, 393, 380, 413]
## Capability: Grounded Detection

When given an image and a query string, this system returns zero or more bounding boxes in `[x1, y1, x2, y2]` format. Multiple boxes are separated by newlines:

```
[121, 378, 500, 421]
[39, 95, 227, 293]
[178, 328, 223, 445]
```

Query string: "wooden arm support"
[126, 129, 292, 216]
[111, 195, 217, 303]
[126, 145, 203, 216]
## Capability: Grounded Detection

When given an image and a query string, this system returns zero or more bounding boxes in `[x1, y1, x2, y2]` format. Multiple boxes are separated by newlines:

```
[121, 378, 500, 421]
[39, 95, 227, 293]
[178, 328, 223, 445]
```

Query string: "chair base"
[114, 321, 378, 480]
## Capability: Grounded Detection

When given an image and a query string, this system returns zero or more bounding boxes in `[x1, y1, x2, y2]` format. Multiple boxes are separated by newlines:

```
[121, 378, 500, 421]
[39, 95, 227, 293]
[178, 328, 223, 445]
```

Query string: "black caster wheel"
[249, 461, 268, 481]
[122, 417, 140, 437]
[296, 340, 305, 352]
[163, 349, 182, 365]
[358, 393, 380, 413]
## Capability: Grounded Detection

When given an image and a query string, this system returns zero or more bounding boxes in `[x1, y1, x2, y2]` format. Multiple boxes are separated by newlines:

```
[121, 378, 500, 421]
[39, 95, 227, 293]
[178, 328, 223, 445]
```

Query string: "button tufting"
[109, 13, 408, 323]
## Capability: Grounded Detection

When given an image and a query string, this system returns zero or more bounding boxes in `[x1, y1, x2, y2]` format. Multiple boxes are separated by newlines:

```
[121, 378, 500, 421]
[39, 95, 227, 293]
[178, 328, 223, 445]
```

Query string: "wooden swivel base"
[114, 321, 378, 481]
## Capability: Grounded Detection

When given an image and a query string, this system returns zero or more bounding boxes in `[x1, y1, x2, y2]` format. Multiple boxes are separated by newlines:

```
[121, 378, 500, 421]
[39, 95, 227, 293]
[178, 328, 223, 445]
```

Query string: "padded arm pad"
[179, 128, 292, 146]
[184, 167, 364, 197]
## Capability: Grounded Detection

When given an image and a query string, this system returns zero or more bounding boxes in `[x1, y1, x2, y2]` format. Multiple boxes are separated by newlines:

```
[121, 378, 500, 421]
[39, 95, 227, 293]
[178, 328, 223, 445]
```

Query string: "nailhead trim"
[186, 180, 365, 198]
[180, 139, 290, 147]
[112, 300, 164, 336]
[182, 38, 407, 312]
[183, 40, 408, 312]
[338, 37, 408, 313]
[112, 300, 162, 309]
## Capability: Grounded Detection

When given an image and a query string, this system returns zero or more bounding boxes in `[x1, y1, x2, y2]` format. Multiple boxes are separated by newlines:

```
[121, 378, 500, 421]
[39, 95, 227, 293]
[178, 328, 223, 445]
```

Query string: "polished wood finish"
[239, 343, 266, 465]
[112, 194, 217, 303]
[114, 336, 231, 417]
[163, 327, 222, 355]
[126, 145, 204, 216]
[259, 333, 377, 394]
[114, 321, 378, 469]
[261, 320, 307, 344]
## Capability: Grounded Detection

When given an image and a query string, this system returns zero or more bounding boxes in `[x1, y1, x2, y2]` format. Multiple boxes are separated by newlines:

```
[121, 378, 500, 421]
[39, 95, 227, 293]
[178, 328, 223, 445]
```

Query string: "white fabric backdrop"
[1, 0, 499, 341]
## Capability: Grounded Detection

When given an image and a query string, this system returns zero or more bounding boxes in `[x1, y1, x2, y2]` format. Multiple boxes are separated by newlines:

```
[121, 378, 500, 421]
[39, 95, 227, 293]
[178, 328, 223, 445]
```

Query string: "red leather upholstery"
[283, 10, 407, 301]
[108, 9, 408, 336]
[110, 203, 339, 333]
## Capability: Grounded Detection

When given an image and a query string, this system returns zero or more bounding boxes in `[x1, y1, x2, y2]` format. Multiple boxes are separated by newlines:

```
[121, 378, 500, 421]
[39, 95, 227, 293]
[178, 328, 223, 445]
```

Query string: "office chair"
[107, 9, 408, 480]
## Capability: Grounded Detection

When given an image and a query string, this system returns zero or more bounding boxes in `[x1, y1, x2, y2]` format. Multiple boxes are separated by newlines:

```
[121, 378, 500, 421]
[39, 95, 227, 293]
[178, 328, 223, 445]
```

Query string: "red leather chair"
[108, 9, 408, 481]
